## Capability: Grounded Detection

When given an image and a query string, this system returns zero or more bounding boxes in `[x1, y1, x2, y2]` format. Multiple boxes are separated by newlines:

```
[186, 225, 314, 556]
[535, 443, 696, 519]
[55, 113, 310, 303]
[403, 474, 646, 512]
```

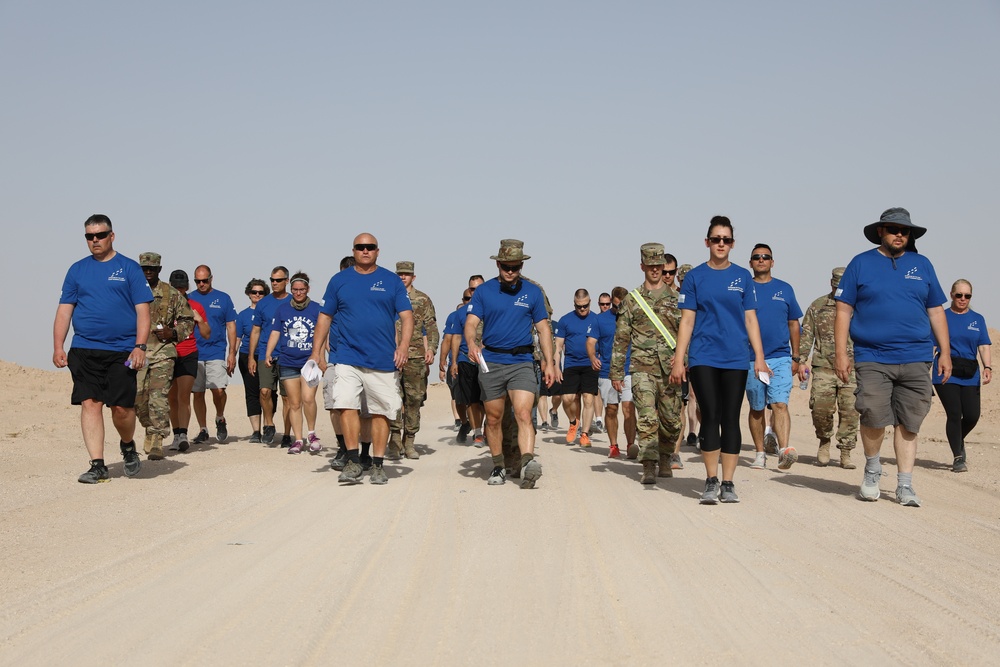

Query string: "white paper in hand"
[478, 353, 489, 373]
[757, 370, 771, 385]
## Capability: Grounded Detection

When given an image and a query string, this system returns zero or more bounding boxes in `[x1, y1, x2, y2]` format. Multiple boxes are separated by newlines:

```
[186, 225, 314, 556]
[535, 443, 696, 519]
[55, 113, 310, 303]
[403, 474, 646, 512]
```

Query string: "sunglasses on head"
[882, 225, 910, 236]
[953, 293, 972, 299]
[84, 230, 112, 241]
[499, 263, 522, 272]
[354, 243, 378, 251]
[751, 254, 772, 261]
[708, 236, 734, 246]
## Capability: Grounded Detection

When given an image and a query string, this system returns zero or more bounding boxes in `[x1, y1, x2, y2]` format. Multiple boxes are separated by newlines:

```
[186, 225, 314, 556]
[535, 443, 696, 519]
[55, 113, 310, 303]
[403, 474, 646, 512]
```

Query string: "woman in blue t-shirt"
[265, 272, 322, 456]
[933, 279, 992, 473]
[670, 216, 769, 504]
[237, 278, 269, 443]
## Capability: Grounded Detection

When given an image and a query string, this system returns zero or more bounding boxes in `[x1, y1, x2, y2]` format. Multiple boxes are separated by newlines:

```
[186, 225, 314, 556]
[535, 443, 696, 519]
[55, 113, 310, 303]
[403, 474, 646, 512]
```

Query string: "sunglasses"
[499, 263, 522, 272]
[882, 225, 910, 236]
[664, 269, 677, 276]
[194, 278, 211, 285]
[751, 254, 772, 261]
[575, 303, 590, 311]
[270, 277, 287, 283]
[708, 236, 734, 246]
[354, 243, 378, 251]
[249, 290, 265, 295]
[598, 302, 611, 307]
[953, 293, 972, 299]
[462, 296, 471, 302]
[84, 230, 112, 241]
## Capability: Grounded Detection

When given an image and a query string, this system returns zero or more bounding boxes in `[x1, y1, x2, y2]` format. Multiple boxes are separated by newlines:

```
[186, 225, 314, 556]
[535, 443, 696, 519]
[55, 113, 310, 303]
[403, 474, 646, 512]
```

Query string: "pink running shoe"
[288, 440, 303, 454]
[308, 432, 322, 454]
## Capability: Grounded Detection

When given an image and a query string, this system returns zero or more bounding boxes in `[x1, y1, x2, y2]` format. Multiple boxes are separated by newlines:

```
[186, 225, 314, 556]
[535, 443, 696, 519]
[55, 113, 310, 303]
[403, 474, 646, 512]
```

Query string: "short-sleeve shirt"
[679, 263, 757, 370]
[176, 299, 206, 357]
[933, 309, 990, 386]
[319, 266, 411, 372]
[752, 278, 803, 358]
[59, 253, 153, 351]
[272, 300, 321, 371]
[595, 309, 629, 378]
[835, 249, 947, 364]
[443, 309, 468, 364]
[252, 293, 291, 359]
[468, 277, 549, 365]
[555, 310, 599, 368]
[236, 306, 255, 355]
[187, 289, 237, 361]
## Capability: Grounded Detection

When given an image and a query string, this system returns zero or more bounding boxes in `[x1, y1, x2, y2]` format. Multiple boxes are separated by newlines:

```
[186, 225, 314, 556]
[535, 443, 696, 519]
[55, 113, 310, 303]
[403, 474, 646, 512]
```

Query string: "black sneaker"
[549, 410, 559, 429]
[192, 428, 210, 445]
[686, 433, 698, 446]
[331, 448, 348, 471]
[457, 422, 472, 443]
[262, 425, 276, 445]
[360, 454, 373, 471]
[280, 434, 292, 448]
[78, 461, 110, 484]
[216, 417, 228, 443]
[454, 419, 462, 430]
[249, 431, 262, 444]
[121, 443, 141, 478]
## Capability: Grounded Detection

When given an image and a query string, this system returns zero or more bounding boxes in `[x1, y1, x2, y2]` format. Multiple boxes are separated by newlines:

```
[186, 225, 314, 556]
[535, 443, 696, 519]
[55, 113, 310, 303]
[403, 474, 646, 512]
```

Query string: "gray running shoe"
[700, 478, 721, 505]
[896, 485, 921, 507]
[192, 429, 210, 445]
[215, 417, 228, 443]
[338, 461, 364, 484]
[262, 425, 276, 445]
[487, 466, 506, 486]
[778, 446, 798, 470]
[763, 432, 779, 455]
[249, 431, 262, 444]
[121, 444, 141, 478]
[78, 461, 110, 484]
[177, 433, 189, 453]
[670, 453, 684, 470]
[952, 455, 968, 473]
[859, 468, 883, 501]
[720, 481, 740, 503]
[750, 452, 766, 470]
[370, 466, 388, 485]
[331, 449, 348, 471]
[167, 433, 181, 450]
[549, 410, 559, 429]
[520, 459, 542, 489]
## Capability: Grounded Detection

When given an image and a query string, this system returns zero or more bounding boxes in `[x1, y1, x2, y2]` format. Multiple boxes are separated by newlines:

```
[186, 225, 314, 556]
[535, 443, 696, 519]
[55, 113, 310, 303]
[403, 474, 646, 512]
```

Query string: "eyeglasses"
[750, 254, 772, 261]
[270, 277, 287, 283]
[664, 269, 677, 276]
[462, 296, 471, 302]
[194, 278, 211, 285]
[84, 230, 112, 241]
[708, 236, 734, 246]
[598, 302, 611, 307]
[499, 263, 522, 272]
[882, 225, 910, 236]
[354, 243, 378, 251]
[575, 303, 590, 311]
[953, 293, 972, 299]
[249, 290, 265, 295]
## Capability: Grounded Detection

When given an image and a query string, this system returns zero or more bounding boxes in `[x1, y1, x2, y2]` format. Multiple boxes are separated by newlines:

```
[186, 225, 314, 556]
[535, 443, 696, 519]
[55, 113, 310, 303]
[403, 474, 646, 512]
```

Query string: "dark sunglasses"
[882, 225, 910, 236]
[354, 243, 378, 251]
[249, 290, 266, 295]
[270, 277, 287, 283]
[575, 303, 590, 311]
[598, 302, 611, 307]
[751, 254, 772, 261]
[462, 296, 471, 302]
[664, 269, 677, 276]
[499, 263, 522, 272]
[708, 236, 734, 246]
[953, 293, 972, 299]
[84, 230, 112, 241]
[194, 278, 211, 285]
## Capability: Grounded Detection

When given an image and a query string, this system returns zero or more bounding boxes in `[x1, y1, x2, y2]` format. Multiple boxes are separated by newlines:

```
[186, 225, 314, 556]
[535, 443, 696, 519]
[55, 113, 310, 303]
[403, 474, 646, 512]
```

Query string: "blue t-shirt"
[595, 309, 630, 379]
[468, 278, 549, 365]
[933, 309, 990, 386]
[835, 249, 947, 364]
[271, 300, 321, 371]
[59, 253, 154, 352]
[236, 307, 255, 355]
[556, 310, 599, 368]
[187, 289, 237, 361]
[752, 278, 803, 359]
[443, 309, 469, 364]
[679, 263, 758, 370]
[252, 293, 291, 359]
[320, 266, 411, 372]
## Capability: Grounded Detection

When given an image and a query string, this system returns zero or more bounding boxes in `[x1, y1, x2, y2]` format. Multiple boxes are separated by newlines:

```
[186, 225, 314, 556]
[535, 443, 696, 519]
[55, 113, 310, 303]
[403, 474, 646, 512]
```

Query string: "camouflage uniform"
[799, 268, 858, 453]
[610, 244, 682, 476]
[390, 262, 439, 456]
[135, 253, 195, 456]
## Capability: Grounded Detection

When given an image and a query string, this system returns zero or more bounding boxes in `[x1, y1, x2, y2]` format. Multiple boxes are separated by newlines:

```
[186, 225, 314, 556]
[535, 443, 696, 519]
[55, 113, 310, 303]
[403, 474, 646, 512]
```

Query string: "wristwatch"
[135, 344, 147, 351]
[791, 356, 800, 363]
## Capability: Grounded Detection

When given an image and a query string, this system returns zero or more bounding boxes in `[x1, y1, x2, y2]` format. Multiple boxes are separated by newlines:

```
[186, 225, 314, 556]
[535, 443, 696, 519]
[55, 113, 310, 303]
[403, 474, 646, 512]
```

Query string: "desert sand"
[2, 347, 999, 666]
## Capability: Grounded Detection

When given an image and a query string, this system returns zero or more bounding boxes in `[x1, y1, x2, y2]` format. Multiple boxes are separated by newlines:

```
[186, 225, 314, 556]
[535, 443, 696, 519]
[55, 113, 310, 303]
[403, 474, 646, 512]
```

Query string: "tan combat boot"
[403, 434, 420, 459]
[641, 460, 657, 484]
[840, 448, 856, 469]
[816, 440, 831, 466]
[657, 454, 673, 478]
[386, 433, 403, 460]
[148, 434, 165, 461]
[143, 433, 153, 455]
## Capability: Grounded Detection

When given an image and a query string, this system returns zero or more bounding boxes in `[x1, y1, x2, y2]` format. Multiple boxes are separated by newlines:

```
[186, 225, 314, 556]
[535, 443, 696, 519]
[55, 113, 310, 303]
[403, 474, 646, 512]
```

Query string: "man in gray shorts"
[464, 239, 555, 488]
[835, 208, 952, 507]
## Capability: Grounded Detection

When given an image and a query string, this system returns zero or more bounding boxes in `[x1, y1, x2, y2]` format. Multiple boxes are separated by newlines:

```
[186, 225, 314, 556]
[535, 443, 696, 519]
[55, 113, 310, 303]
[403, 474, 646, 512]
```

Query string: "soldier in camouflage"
[610, 243, 683, 485]
[798, 266, 859, 469]
[137, 252, 195, 460]
[388, 261, 439, 460]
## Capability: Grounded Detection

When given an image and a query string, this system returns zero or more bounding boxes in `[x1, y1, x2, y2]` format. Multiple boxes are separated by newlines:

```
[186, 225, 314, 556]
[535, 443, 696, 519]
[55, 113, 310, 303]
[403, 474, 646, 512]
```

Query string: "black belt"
[484, 344, 534, 356]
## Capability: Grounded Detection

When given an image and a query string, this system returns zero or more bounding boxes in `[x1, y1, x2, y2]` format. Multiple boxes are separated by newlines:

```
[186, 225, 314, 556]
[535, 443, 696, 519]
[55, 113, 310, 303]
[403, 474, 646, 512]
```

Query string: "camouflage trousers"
[632, 370, 681, 462]
[137, 356, 175, 438]
[809, 367, 859, 450]
[390, 356, 429, 437]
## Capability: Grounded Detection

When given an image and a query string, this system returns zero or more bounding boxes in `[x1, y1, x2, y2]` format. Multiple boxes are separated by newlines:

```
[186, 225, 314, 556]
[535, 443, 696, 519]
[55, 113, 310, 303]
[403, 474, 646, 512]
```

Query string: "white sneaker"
[750, 452, 766, 469]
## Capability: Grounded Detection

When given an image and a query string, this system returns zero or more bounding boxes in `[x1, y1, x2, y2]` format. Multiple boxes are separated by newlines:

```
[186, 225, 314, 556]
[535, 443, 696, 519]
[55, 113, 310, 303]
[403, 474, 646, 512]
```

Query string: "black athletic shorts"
[173, 352, 199, 379]
[452, 361, 482, 405]
[561, 365, 599, 395]
[68, 348, 138, 407]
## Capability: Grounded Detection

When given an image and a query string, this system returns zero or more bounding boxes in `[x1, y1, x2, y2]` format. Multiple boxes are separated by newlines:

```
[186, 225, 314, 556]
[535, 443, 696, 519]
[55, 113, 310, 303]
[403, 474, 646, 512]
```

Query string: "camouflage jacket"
[523, 274, 553, 363]
[799, 292, 852, 370]
[145, 280, 195, 361]
[610, 283, 680, 380]
[397, 287, 439, 359]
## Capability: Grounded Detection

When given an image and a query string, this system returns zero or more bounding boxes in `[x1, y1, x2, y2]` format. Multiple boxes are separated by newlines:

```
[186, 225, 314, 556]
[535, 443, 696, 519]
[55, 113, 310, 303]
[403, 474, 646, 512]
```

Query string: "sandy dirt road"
[2, 359, 999, 666]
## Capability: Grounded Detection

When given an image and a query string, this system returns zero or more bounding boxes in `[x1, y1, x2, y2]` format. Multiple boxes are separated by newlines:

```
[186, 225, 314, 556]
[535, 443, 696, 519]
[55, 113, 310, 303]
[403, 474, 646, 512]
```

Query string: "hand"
[449, 363, 459, 380]
[983, 367, 992, 385]
[668, 359, 686, 385]
[612, 379, 623, 393]
[394, 345, 408, 369]
[127, 348, 146, 370]
[591, 358, 602, 372]
[154, 327, 174, 343]
[53, 350, 68, 368]
[542, 364, 555, 388]
[834, 352, 852, 384]
[226, 354, 236, 376]
[424, 349, 435, 365]
[265, 356, 275, 368]
[468, 344, 481, 364]
[797, 363, 810, 382]
[937, 355, 952, 384]
[248, 357, 257, 376]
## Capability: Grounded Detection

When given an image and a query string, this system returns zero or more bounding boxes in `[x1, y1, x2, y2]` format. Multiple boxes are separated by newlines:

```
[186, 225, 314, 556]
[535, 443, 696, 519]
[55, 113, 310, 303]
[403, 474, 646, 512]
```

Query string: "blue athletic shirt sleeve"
[237, 307, 255, 355]
[754, 278, 803, 358]
[681, 263, 756, 370]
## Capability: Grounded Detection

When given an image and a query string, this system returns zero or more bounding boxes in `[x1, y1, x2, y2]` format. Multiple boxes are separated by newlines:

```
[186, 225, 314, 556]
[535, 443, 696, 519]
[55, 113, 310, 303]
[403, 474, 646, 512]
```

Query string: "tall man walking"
[188, 265, 238, 444]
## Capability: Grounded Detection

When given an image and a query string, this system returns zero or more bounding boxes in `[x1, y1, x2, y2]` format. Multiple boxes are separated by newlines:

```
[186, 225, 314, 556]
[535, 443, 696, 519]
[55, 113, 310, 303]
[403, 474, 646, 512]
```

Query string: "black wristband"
[985, 366, 992, 371]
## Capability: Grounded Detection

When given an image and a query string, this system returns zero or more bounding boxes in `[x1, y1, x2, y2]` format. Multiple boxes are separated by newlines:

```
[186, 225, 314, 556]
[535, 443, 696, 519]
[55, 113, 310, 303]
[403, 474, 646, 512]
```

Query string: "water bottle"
[799, 367, 809, 390]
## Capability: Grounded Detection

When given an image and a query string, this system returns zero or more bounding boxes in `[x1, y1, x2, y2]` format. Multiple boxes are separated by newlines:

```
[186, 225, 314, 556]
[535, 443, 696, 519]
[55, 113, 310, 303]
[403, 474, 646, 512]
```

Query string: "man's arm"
[52, 303, 74, 368]
[834, 302, 853, 383]
[464, 314, 483, 364]
[535, 318, 555, 387]
[396, 310, 414, 369]
[226, 320, 238, 375]
[798, 306, 815, 381]
[928, 305, 952, 383]
[127, 302, 151, 370]
[248, 324, 261, 375]
[788, 318, 801, 378]
[587, 336, 600, 371]
[309, 313, 333, 371]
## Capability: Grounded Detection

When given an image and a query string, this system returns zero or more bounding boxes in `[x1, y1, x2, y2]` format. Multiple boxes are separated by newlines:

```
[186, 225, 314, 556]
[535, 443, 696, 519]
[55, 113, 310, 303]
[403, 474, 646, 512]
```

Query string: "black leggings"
[238, 352, 262, 417]
[689, 365, 748, 455]
[934, 383, 980, 457]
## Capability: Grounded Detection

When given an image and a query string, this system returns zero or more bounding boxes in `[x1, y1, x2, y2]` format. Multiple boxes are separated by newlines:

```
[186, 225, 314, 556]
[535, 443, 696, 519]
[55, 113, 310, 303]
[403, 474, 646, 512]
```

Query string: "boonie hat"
[640, 243, 666, 266]
[490, 239, 531, 262]
[677, 263, 694, 281]
[139, 252, 161, 267]
[863, 207, 926, 252]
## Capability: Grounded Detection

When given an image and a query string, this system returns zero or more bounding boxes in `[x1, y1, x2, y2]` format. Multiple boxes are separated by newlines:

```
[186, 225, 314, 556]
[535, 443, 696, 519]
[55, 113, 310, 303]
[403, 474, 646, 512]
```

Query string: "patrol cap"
[396, 261, 415, 274]
[139, 252, 161, 267]
[832, 267, 846, 280]
[677, 263, 694, 281]
[169, 269, 189, 289]
[640, 243, 666, 266]
[490, 239, 531, 262]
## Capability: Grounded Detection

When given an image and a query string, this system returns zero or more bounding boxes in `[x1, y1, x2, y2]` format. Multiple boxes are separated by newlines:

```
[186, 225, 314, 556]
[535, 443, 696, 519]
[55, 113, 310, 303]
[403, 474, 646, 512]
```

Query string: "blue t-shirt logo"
[728, 277, 744, 292]
[370, 280, 386, 292]
[968, 320, 980, 332]
[771, 290, 786, 302]
[904, 267, 923, 281]
[514, 294, 530, 308]
[109, 268, 125, 282]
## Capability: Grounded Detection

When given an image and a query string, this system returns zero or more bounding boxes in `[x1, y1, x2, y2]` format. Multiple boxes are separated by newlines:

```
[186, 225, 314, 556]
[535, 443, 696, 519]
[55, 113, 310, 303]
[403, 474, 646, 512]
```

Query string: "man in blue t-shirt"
[53, 214, 154, 484]
[464, 239, 555, 489]
[743, 243, 803, 472]
[595, 286, 636, 459]
[447, 286, 486, 444]
[187, 265, 238, 445]
[248, 265, 291, 445]
[555, 289, 601, 446]
[310, 233, 413, 486]
[835, 208, 952, 507]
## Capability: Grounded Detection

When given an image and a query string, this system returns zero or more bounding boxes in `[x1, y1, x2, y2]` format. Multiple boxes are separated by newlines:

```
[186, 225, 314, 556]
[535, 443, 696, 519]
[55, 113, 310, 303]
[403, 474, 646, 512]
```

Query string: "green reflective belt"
[630, 289, 676, 350]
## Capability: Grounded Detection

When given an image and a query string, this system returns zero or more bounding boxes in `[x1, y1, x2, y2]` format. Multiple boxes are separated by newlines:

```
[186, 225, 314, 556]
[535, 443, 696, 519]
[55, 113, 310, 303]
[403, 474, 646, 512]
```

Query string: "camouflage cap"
[490, 239, 531, 262]
[832, 266, 846, 280]
[138, 252, 161, 267]
[396, 260, 415, 274]
[677, 263, 694, 280]
[640, 243, 666, 266]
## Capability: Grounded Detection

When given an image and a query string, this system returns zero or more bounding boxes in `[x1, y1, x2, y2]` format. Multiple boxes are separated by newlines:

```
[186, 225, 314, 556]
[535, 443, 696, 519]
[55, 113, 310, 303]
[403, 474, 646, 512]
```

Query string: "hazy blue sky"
[3, 1, 997, 372]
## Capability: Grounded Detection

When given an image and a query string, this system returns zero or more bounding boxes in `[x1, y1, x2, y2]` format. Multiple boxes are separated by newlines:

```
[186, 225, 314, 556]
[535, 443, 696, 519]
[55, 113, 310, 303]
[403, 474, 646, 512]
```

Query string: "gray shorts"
[854, 362, 933, 433]
[194, 359, 229, 392]
[478, 361, 538, 402]
[599, 376, 633, 405]
[258, 359, 281, 394]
